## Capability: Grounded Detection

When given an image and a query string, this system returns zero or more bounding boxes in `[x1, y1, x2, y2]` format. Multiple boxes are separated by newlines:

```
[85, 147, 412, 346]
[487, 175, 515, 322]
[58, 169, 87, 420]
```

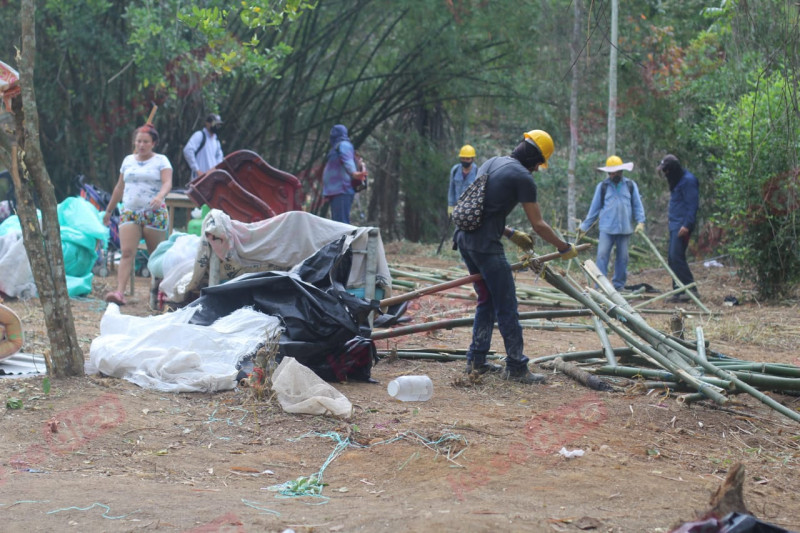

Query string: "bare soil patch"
[1, 246, 799, 532]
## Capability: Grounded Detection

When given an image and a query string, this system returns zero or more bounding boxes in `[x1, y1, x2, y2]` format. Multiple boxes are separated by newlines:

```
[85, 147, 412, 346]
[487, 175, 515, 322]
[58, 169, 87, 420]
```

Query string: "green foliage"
[701, 72, 800, 298]
[6, 397, 23, 410]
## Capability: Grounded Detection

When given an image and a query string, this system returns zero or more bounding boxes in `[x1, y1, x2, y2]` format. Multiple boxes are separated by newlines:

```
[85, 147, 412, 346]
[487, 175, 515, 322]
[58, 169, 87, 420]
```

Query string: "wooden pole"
[636, 230, 711, 314]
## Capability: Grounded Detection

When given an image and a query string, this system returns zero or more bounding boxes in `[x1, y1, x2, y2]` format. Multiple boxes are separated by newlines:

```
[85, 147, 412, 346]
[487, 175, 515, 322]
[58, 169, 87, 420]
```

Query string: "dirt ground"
[1, 243, 799, 533]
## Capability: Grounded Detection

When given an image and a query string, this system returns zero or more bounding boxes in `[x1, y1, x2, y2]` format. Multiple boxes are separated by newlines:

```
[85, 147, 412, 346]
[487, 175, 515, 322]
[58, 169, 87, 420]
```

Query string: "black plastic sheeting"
[187, 236, 382, 382]
[669, 511, 793, 533]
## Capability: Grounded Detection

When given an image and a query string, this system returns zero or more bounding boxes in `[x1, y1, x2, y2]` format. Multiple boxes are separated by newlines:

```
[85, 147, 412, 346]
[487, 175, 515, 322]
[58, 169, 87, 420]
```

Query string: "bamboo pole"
[371, 309, 594, 341]
[542, 267, 728, 404]
[547, 357, 614, 391]
[379, 243, 591, 308]
[635, 230, 711, 314]
[593, 365, 731, 389]
[695, 326, 708, 362]
[593, 315, 618, 366]
[530, 347, 635, 365]
[593, 296, 800, 423]
[583, 261, 699, 373]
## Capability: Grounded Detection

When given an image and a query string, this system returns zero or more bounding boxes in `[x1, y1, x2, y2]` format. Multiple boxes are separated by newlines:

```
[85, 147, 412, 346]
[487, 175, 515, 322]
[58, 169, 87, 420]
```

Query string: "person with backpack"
[183, 113, 224, 181]
[322, 124, 367, 224]
[452, 129, 578, 384]
[447, 144, 478, 216]
[577, 155, 646, 291]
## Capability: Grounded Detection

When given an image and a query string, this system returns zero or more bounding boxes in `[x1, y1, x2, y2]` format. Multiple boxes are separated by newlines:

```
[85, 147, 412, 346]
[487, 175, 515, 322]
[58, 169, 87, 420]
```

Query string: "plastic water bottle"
[387, 376, 433, 402]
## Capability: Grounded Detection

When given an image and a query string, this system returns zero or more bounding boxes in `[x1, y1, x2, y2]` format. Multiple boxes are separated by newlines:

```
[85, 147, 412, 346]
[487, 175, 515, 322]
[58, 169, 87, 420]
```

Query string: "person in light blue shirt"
[578, 155, 646, 290]
[447, 144, 478, 215]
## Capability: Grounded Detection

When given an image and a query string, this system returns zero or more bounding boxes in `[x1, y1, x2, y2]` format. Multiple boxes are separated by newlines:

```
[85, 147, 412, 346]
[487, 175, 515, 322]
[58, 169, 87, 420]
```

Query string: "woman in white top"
[103, 124, 172, 305]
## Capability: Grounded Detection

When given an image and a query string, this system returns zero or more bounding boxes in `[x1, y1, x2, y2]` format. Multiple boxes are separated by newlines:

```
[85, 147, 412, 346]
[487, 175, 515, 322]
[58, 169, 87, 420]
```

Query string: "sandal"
[104, 290, 126, 305]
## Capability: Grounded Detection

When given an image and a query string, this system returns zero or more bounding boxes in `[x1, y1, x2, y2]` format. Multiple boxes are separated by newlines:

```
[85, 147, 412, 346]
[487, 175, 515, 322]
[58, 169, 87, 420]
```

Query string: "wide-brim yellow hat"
[598, 155, 634, 173]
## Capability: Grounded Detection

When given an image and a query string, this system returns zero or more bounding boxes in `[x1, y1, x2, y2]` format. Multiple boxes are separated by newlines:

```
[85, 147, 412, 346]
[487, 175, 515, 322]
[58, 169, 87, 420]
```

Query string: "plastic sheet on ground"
[0, 352, 47, 378]
[0, 197, 109, 298]
[188, 236, 380, 383]
[271, 357, 353, 418]
[159, 209, 391, 303]
[88, 304, 282, 392]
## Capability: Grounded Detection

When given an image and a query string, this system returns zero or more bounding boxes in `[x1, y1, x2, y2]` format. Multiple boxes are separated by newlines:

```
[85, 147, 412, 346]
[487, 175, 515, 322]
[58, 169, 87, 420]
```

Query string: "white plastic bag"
[271, 357, 353, 418]
[88, 304, 282, 392]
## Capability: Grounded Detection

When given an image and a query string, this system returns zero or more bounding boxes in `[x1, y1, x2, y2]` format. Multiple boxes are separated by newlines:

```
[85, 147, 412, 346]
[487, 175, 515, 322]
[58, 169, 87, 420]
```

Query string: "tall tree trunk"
[10, 0, 84, 377]
[606, 0, 619, 156]
[567, 0, 583, 234]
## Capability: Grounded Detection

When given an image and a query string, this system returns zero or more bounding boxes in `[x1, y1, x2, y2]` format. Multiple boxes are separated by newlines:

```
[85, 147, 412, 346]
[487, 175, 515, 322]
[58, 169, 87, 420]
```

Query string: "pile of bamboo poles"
[540, 260, 800, 424]
[378, 247, 799, 424]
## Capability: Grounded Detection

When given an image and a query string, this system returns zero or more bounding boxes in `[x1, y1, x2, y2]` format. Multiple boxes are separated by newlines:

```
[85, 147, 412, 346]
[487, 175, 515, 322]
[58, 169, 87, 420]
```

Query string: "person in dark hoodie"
[322, 124, 367, 224]
[657, 154, 699, 301]
[453, 129, 578, 384]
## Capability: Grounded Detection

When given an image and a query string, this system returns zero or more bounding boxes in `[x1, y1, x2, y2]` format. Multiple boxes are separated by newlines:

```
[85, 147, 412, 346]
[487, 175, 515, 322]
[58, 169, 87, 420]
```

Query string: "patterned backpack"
[451, 158, 503, 232]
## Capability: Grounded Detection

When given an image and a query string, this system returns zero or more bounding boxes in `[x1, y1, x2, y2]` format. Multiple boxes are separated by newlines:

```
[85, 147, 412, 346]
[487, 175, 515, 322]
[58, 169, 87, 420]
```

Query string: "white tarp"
[159, 209, 392, 303]
[88, 304, 282, 392]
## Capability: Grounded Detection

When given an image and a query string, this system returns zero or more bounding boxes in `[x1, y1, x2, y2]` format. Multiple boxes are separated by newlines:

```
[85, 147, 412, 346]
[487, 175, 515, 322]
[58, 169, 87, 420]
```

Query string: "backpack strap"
[599, 178, 635, 210]
[194, 129, 207, 157]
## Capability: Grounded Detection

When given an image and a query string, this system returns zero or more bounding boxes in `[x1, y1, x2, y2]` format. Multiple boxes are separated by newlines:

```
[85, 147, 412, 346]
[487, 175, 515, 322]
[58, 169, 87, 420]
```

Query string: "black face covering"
[611, 172, 622, 184]
[461, 161, 472, 169]
[659, 155, 683, 191]
[210, 125, 221, 135]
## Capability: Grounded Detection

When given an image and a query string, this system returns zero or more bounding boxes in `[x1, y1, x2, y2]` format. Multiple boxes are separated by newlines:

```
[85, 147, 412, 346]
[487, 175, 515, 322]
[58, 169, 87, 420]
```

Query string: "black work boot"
[465, 356, 503, 375]
[501, 365, 547, 384]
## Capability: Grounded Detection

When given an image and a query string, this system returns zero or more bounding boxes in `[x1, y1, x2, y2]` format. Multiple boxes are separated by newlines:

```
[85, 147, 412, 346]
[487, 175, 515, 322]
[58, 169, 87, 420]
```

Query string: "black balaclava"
[461, 161, 472, 169]
[658, 154, 683, 191]
[511, 140, 545, 171]
[610, 172, 623, 184]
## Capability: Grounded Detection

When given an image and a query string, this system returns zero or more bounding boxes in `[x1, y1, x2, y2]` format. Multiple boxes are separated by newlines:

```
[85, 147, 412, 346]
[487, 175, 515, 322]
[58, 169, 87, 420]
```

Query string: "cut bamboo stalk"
[379, 243, 591, 308]
[548, 357, 614, 391]
[595, 298, 800, 423]
[635, 230, 711, 314]
[593, 315, 618, 366]
[593, 366, 732, 389]
[371, 309, 593, 341]
[530, 347, 634, 365]
[542, 267, 728, 404]
[696, 326, 708, 362]
[583, 262, 699, 374]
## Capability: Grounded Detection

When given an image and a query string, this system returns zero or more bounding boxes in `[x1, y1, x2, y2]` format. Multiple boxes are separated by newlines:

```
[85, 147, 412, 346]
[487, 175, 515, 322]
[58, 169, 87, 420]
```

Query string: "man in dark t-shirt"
[454, 130, 578, 384]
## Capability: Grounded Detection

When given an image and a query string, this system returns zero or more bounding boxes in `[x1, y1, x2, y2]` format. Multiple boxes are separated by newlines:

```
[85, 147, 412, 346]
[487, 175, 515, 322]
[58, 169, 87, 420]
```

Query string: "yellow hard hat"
[459, 144, 476, 158]
[605, 155, 623, 168]
[523, 130, 554, 168]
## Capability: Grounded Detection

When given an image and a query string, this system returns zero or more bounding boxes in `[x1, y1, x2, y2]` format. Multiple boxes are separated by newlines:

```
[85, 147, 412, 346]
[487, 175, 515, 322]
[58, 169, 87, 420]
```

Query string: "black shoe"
[501, 366, 547, 384]
[465, 361, 503, 375]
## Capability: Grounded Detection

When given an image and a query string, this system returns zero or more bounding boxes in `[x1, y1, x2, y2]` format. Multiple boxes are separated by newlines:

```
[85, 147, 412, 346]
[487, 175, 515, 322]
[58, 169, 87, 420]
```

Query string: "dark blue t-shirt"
[455, 156, 537, 253]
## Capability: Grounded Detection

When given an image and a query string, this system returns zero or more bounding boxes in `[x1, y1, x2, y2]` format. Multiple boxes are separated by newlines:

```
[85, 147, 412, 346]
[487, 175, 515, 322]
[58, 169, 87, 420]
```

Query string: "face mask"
[461, 161, 472, 169]
[210, 125, 220, 135]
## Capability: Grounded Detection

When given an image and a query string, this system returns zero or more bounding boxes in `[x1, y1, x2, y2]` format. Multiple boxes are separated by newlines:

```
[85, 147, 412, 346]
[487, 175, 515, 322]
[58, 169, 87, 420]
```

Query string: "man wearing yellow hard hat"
[452, 129, 578, 384]
[577, 155, 646, 290]
[447, 144, 478, 216]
